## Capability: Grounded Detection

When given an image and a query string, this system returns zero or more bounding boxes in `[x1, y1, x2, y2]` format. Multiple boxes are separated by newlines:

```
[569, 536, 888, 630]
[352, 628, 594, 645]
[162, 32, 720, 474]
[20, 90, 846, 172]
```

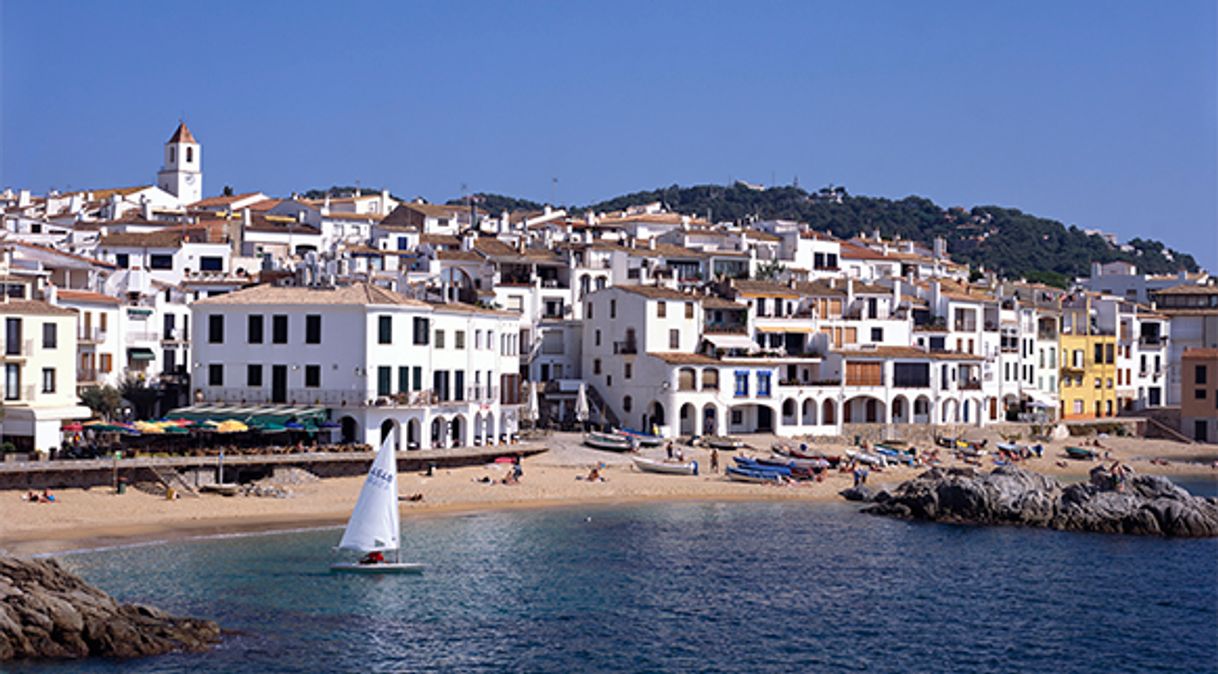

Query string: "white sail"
[337, 435, 400, 552]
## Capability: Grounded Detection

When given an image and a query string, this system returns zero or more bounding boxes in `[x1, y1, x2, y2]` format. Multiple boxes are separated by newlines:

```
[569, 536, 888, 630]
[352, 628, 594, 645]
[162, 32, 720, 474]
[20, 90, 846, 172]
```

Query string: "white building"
[191, 283, 523, 450]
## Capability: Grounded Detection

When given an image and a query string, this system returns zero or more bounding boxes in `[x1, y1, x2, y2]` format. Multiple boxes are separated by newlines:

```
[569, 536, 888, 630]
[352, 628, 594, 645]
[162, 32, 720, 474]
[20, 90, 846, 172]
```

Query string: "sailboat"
[330, 435, 423, 574]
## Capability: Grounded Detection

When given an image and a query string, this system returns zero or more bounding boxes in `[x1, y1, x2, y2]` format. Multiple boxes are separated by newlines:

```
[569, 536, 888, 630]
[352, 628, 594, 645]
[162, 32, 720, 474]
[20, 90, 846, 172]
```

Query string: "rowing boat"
[584, 432, 634, 452]
[633, 456, 698, 476]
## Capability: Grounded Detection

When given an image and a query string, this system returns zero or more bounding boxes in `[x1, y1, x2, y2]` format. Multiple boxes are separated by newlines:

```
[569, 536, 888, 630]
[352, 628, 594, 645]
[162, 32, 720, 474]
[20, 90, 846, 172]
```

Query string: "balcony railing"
[161, 328, 190, 343]
[125, 331, 160, 344]
[2, 339, 35, 358]
[613, 341, 637, 355]
[198, 386, 503, 408]
[1138, 337, 1165, 347]
[960, 380, 983, 390]
[77, 368, 100, 384]
[78, 327, 107, 343]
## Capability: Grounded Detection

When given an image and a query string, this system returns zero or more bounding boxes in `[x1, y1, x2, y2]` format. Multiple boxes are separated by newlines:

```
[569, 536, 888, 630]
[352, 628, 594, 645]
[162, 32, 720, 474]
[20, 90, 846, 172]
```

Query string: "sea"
[14, 479, 1218, 673]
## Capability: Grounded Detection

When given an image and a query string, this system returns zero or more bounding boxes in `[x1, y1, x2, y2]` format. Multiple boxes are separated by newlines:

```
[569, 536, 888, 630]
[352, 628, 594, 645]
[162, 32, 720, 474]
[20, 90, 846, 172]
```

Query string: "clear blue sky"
[3, 0, 1215, 269]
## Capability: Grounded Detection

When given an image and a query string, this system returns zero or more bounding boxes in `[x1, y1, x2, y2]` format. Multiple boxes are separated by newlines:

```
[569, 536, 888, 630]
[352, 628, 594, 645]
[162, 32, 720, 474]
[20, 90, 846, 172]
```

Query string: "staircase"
[149, 466, 201, 497]
[1144, 416, 1195, 444]
[585, 384, 622, 429]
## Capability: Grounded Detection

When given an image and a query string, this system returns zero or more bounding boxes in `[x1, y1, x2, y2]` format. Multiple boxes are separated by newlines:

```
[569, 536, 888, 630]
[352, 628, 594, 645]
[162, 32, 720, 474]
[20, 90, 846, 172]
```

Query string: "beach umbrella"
[215, 419, 249, 434]
[135, 421, 165, 434]
[61, 422, 84, 432]
[319, 420, 341, 429]
[574, 383, 590, 424]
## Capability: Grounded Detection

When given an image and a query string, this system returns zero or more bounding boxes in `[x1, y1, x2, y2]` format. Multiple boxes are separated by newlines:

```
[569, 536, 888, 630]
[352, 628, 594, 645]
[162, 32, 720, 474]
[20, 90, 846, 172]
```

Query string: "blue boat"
[733, 457, 792, 476]
[616, 427, 664, 447]
[726, 466, 783, 483]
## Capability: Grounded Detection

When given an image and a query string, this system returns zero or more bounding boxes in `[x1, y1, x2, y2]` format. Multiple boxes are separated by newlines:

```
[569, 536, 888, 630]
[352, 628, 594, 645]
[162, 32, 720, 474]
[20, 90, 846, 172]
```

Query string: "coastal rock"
[839, 486, 876, 502]
[859, 465, 1218, 537]
[0, 557, 219, 661]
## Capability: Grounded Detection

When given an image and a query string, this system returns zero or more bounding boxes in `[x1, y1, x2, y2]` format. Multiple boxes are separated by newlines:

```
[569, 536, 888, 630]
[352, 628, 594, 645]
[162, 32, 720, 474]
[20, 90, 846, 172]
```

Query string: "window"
[198, 257, 224, 273]
[475, 330, 482, 350]
[272, 315, 288, 344]
[209, 364, 224, 386]
[208, 315, 224, 343]
[593, 359, 602, 375]
[685, 302, 694, 319]
[435, 330, 446, 348]
[247, 315, 263, 344]
[623, 396, 633, 413]
[1197, 365, 1209, 385]
[757, 372, 771, 397]
[587, 302, 593, 319]
[669, 329, 680, 350]
[610, 299, 616, 319]
[4, 363, 18, 400]
[732, 410, 744, 425]
[455, 331, 466, 350]
[42, 323, 56, 349]
[41, 368, 55, 393]
[305, 365, 321, 388]
[149, 254, 173, 270]
[247, 364, 263, 387]
[398, 367, 410, 393]
[99, 353, 112, 373]
[1105, 344, 1115, 364]
[1072, 400, 1083, 414]
[411, 317, 429, 345]
[186, 146, 193, 162]
[412, 366, 422, 391]
[115, 253, 129, 269]
[377, 367, 392, 396]
[734, 371, 750, 397]
[870, 327, 883, 343]
[595, 330, 601, 347]
[1197, 389, 1208, 400]
[305, 315, 322, 344]
[454, 371, 465, 401]
[657, 301, 667, 318]
[624, 362, 632, 379]
[378, 316, 393, 344]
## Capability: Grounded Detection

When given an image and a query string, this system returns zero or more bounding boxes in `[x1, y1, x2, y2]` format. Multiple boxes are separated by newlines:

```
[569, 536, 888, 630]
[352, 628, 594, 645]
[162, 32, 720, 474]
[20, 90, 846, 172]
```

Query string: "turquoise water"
[14, 491, 1218, 673]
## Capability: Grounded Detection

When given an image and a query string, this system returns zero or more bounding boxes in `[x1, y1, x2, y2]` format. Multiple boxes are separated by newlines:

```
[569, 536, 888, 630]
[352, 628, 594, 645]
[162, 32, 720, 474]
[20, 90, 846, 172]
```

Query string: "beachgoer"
[41, 489, 55, 503]
[710, 449, 720, 473]
[852, 467, 862, 487]
[666, 442, 674, 460]
[859, 467, 869, 485]
[587, 467, 601, 482]
[360, 551, 385, 565]
[675, 446, 685, 462]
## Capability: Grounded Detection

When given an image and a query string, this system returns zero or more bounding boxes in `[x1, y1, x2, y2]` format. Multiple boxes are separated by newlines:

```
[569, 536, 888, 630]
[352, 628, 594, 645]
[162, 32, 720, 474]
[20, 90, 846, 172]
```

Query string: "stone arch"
[431, 416, 447, 448]
[821, 399, 836, 425]
[891, 395, 910, 424]
[801, 399, 817, 426]
[843, 396, 885, 424]
[913, 396, 932, 424]
[781, 398, 798, 426]
[702, 404, 719, 436]
[406, 418, 421, 450]
[679, 403, 696, 436]
[451, 414, 467, 447]
[379, 418, 400, 450]
[644, 401, 665, 433]
[484, 413, 496, 445]
[941, 399, 959, 424]
[339, 415, 359, 444]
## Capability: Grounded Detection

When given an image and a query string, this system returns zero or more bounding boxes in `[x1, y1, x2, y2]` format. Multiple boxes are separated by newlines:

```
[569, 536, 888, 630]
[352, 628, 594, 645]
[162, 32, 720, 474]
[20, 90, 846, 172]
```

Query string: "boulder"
[858, 465, 1218, 537]
[0, 557, 219, 661]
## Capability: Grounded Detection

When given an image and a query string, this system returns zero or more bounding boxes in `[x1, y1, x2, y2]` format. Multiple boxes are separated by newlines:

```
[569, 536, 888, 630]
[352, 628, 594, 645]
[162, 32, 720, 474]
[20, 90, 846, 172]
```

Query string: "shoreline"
[4, 432, 1215, 558]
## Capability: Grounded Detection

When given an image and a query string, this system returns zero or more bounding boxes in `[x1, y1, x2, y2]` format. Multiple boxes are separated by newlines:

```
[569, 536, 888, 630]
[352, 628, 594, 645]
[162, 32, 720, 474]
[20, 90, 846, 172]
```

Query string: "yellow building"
[1059, 295, 1119, 420]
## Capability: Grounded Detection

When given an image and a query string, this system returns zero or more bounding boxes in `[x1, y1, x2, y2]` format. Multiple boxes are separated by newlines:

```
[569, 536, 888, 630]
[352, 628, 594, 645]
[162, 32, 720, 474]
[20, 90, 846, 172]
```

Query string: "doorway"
[272, 365, 288, 403]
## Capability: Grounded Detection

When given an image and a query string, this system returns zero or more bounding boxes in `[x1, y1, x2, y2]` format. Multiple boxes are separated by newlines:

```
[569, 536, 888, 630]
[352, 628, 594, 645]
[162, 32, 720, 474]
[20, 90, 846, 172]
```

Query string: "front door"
[272, 365, 288, 403]
[757, 406, 774, 432]
[1196, 420, 1208, 442]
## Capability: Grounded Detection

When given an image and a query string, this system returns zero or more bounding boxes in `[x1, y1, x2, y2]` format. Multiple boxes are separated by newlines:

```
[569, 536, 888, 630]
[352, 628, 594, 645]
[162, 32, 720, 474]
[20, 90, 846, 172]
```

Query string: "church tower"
[157, 122, 202, 205]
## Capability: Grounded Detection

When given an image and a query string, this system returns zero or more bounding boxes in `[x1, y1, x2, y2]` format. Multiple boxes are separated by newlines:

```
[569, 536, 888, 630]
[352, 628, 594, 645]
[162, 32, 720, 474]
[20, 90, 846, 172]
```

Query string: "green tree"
[79, 385, 122, 420]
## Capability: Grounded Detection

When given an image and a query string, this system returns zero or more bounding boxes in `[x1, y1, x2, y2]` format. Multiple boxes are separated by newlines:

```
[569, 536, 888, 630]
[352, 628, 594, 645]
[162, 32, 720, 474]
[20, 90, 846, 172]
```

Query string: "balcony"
[77, 368, 101, 384]
[78, 327, 107, 344]
[161, 328, 190, 344]
[125, 330, 160, 344]
[960, 380, 982, 391]
[1138, 336, 1165, 348]
[1, 339, 34, 359]
[613, 341, 637, 355]
[704, 325, 747, 335]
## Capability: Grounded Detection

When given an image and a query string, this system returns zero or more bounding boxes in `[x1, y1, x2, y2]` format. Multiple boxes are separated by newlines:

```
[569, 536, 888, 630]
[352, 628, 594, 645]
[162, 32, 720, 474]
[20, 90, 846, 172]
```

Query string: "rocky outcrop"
[856, 465, 1218, 537]
[0, 557, 219, 661]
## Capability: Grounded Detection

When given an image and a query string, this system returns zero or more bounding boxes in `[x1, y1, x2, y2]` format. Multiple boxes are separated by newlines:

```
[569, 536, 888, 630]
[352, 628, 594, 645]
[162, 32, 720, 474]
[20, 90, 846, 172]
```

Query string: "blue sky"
[2, 0, 1215, 269]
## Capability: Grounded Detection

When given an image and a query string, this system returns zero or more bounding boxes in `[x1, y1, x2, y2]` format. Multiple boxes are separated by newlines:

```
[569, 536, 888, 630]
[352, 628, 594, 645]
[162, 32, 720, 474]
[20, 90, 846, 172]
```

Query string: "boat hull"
[633, 457, 698, 476]
[330, 562, 425, 574]
[584, 433, 634, 452]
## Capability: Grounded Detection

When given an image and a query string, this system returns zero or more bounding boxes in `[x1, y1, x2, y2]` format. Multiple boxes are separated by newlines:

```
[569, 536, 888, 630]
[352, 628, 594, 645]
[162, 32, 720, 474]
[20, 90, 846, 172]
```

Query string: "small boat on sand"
[633, 456, 698, 476]
[585, 432, 635, 452]
[726, 466, 783, 483]
[616, 428, 663, 447]
[706, 436, 744, 450]
[845, 449, 885, 467]
[1065, 446, 1098, 460]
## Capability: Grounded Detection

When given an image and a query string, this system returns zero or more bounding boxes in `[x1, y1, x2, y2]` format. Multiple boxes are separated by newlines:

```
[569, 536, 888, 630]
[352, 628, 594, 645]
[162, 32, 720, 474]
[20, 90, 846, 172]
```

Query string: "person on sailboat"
[360, 551, 385, 565]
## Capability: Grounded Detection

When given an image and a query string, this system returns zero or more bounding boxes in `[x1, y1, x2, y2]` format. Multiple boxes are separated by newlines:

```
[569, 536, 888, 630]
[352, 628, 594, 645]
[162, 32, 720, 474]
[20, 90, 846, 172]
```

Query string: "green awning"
[128, 347, 156, 361]
[127, 308, 153, 317]
[165, 405, 329, 427]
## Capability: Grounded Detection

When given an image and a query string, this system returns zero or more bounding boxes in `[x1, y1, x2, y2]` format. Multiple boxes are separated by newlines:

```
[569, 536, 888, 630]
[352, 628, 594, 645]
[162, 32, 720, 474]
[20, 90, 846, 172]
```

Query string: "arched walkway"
[781, 398, 798, 427]
[801, 399, 817, 426]
[843, 396, 886, 424]
[702, 404, 718, 436]
[339, 415, 359, 444]
[451, 414, 467, 447]
[483, 413, 496, 445]
[644, 401, 666, 435]
[821, 399, 836, 426]
[679, 403, 696, 436]
[891, 395, 910, 424]
[431, 416, 447, 448]
[380, 418, 400, 450]
[941, 399, 959, 424]
[913, 396, 932, 424]
[406, 418, 420, 450]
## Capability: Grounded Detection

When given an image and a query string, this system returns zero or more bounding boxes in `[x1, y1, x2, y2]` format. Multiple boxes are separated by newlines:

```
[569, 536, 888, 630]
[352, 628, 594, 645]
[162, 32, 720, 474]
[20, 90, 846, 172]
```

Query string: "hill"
[574, 184, 1199, 283]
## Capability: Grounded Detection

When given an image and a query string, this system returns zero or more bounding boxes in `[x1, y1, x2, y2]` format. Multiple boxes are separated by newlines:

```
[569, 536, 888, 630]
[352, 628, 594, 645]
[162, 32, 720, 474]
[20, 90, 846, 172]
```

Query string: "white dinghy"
[330, 436, 423, 574]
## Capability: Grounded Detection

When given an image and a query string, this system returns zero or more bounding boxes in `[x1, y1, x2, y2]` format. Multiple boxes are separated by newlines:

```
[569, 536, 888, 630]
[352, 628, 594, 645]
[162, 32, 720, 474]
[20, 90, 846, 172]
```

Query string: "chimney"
[933, 237, 946, 260]
[1091, 261, 1103, 279]
[17, 190, 31, 208]
[140, 197, 152, 221]
[892, 278, 902, 309]
[242, 208, 251, 227]
[517, 237, 526, 254]
[648, 238, 656, 250]
[381, 189, 390, 215]
[829, 278, 836, 289]
[296, 211, 305, 224]
[846, 278, 855, 307]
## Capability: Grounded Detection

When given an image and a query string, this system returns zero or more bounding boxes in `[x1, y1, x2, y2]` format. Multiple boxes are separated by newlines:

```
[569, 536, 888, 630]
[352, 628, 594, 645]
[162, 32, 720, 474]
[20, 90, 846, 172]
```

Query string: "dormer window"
[186, 147, 193, 163]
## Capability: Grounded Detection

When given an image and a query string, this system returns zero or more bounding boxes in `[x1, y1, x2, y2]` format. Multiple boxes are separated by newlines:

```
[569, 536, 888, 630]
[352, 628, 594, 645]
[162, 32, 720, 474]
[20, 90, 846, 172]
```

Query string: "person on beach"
[666, 442, 674, 460]
[711, 449, 720, 473]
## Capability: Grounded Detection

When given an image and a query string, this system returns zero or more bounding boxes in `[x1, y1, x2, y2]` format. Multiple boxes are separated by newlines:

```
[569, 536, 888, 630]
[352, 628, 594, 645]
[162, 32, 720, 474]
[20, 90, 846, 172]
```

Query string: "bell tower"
[157, 121, 202, 205]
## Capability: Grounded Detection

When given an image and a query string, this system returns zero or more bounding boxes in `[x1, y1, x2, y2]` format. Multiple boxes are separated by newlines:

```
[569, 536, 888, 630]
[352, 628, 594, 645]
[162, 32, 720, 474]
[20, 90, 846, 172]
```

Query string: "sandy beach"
[3, 431, 1215, 557]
